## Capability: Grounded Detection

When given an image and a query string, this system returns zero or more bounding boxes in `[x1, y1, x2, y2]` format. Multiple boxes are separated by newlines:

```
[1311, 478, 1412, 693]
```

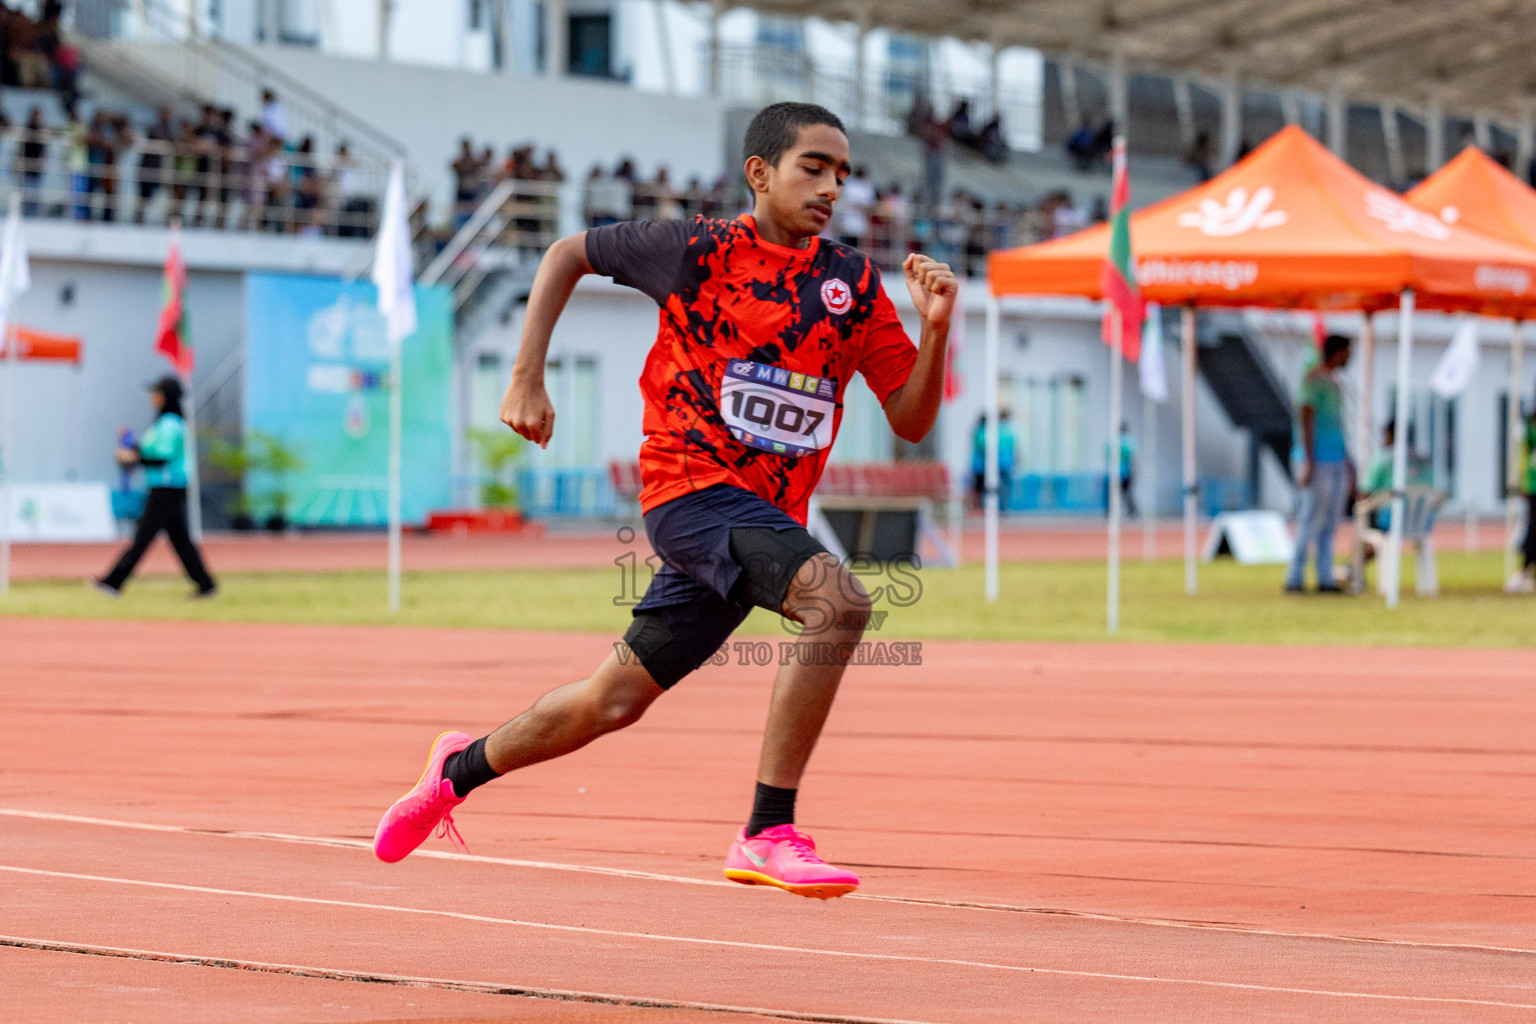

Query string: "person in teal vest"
[1285, 334, 1353, 594]
[95, 376, 217, 597]
[970, 411, 1016, 510]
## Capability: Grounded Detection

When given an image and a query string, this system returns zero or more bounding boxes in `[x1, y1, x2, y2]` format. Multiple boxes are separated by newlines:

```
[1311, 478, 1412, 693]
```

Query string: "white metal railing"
[421, 177, 561, 308]
[710, 45, 1043, 151]
[0, 125, 391, 235]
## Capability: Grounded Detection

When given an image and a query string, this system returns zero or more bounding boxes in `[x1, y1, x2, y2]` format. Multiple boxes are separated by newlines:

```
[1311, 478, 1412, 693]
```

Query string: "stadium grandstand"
[3, 0, 1529, 526]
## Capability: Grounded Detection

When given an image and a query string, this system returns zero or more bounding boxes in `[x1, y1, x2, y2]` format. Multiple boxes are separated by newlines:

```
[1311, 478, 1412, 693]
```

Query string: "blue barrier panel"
[514, 468, 617, 517]
[1005, 473, 1110, 513]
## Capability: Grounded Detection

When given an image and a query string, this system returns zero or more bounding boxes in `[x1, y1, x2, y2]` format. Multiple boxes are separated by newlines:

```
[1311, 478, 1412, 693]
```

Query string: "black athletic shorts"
[624, 483, 828, 688]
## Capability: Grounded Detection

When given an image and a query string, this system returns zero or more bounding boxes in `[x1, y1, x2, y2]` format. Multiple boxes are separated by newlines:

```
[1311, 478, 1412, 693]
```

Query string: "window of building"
[568, 13, 613, 78]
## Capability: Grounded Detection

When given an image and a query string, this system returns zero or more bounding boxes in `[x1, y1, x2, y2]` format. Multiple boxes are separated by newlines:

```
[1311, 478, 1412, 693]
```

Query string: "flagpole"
[983, 294, 1000, 602]
[0, 193, 21, 597]
[1142, 384, 1156, 561]
[1181, 305, 1198, 595]
[388, 341, 402, 613]
[0, 319, 14, 597]
[183, 368, 203, 541]
[1107, 308, 1123, 634]
[1385, 289, 1415, 609]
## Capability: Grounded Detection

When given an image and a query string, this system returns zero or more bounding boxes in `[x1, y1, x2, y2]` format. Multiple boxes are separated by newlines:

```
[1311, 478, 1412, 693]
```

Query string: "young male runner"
[373, 103, 955, 899]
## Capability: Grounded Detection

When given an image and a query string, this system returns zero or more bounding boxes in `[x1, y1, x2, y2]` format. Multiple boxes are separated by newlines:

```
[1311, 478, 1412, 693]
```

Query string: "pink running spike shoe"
[373, 731, 473, 863]
[723, 824, 860, 899]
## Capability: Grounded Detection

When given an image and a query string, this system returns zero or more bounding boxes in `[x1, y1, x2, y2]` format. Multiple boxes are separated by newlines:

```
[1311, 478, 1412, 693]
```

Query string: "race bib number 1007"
[719, 360, 838, 459]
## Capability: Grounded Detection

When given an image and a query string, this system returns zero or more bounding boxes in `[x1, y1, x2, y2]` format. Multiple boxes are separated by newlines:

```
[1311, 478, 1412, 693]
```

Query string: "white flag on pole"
[0, 196, 31, 335]
[1138, 302, 1168, 403]
[1428, 318, 1478, 399]
[371, 160, 414, 613]
[371, 160, 416, 348]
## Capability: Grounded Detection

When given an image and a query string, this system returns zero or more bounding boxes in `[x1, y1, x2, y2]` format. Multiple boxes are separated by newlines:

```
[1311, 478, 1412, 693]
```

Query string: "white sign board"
[4, 482, 117, 542]
[1202, 510, 1296, 565]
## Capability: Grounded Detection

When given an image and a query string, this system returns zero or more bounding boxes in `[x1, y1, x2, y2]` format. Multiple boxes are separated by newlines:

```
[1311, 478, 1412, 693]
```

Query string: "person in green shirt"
[95, 377, 217, 597]
[1285, 334, 1353, 594]
[1106, 421, 1137, 518]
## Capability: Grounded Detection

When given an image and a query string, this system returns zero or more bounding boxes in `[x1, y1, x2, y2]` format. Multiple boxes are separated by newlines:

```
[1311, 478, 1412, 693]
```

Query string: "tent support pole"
[1181, 305, 1197, 595]
[984, 294, 1000, 602]
[1357, 314, 1375, 483]
[1386, 290, 1415, 609]
[1508, 319, 1524, 582]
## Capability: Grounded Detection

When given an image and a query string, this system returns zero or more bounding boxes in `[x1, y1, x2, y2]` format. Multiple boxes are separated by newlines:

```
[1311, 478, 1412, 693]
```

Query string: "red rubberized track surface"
[3, 617, 1534, 1022]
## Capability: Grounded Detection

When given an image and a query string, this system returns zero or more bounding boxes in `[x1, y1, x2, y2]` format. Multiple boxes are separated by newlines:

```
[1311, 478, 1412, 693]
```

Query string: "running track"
[3, 618, 1534, 1021]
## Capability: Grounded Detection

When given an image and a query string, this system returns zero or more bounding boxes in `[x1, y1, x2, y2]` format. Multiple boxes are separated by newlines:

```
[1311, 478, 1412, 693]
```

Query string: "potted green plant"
[249, 431, 305, 532]
[204, 435, 258, 531]
[467, 427, 527, 513]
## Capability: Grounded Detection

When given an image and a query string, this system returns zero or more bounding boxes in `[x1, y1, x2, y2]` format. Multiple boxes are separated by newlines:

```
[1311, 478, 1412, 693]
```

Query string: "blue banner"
[244, 274, 453, 527]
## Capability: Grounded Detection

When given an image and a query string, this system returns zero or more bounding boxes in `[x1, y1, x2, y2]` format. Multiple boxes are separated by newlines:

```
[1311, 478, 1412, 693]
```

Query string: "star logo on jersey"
[820, 277, 853, 315]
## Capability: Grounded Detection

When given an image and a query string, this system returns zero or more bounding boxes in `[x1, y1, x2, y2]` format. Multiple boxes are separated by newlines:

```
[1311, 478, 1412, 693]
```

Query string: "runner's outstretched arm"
[881, 253, 956, 443]
[501, 231, 594, 449]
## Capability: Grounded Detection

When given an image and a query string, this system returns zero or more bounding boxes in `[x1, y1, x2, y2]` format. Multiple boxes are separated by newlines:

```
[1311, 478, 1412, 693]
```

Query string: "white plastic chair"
[1352, 486, 1447, 597]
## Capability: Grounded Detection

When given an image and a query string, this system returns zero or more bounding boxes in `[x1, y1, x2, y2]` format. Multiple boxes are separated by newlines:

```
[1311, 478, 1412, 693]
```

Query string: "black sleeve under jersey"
[584, 219, 691, 306]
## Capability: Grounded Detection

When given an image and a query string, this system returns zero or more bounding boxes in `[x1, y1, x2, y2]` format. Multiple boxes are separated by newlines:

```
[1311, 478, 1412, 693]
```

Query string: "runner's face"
[754, 124, 850, 240]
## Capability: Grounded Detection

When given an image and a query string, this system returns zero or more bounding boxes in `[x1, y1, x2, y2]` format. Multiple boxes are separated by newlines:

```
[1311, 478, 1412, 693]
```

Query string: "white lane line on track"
[0, 935, 936, 1024]
[6, 864, 1536, 1011]
[4, 805, 1535, 960]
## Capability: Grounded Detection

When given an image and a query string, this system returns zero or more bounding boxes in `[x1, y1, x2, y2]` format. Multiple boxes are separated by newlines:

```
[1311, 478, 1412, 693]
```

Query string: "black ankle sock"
[745, 782, 797, 837]
[443, 737, 500, 798]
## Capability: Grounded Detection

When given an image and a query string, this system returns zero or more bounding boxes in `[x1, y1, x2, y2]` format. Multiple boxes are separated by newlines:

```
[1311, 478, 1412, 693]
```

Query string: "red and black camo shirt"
[585, 214, 917, 524]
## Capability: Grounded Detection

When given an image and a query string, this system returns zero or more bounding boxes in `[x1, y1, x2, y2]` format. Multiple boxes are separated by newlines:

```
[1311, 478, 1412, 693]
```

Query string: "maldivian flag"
[1099, 136, 1143, 361]
[155, 227, 192, 378]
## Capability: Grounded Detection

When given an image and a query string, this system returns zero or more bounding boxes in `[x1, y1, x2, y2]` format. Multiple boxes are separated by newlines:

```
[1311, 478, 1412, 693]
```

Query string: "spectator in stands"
[1285, 333, 1354, 595]
[681, 176, 708, 219]
[539, 149, 566, 183]
[963, 195, 990, 277]
[135, 105, 176, 224]
[37, 3, 76, 113]
[15, 106, 46, 217]
[915, 98, 948, 210]
[582, 163, 629, 227]
[1184, 130, 1214, 181]
[9, 10, 48, 89]
[190, 105, 230, 228]
[292, 135, 325, 236]
[84, 110, 131, 222]
[835, 165, 874, 247]
[1066, 116, 1098, 171]
[332, 141, 371, 237]
[259, 131, 291, 232]
[234, 122, 267, 230]
[949, 99, 975, 148]
[169, 121, 197, 223]
[261, 88, 288, 141]
[451, 137, 479, 228]
[977, 114, 1007, 164]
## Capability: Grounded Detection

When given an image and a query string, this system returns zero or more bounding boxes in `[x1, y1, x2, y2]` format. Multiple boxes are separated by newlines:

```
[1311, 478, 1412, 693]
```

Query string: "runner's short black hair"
[1322, 333, 1352, 359]
[744, 103, 847, 168]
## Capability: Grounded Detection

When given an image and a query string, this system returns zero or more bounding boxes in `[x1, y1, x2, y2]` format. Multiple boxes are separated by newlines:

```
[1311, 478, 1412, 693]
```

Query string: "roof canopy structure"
[741, 0, 1536, 117]
[1406, 146, 1536, 251]
[986, 125, 1536, 315]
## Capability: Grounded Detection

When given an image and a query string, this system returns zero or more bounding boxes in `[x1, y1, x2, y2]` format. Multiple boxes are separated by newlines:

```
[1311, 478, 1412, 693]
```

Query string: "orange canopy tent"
[989, 125, 1536, 317]
[982, 125, 1536, 607]
[1406, 147, 1536, 579]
